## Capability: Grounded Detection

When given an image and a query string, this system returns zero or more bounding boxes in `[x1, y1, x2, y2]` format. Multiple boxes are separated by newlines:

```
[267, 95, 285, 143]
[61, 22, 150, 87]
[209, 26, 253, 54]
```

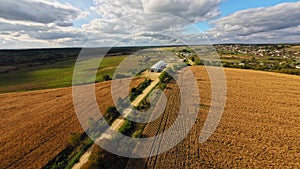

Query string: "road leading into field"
[72, 116, 128, 169]
[72, 72, 161, 169]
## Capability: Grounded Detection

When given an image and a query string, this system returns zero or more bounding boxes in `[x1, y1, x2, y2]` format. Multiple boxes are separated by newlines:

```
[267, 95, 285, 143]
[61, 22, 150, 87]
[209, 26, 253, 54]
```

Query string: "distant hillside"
[0, 47, 154, 67]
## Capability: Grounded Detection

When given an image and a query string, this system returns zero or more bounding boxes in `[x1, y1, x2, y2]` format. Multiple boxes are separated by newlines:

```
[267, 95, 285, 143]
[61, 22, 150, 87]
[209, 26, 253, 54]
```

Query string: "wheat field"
[1, 67, 299, 168]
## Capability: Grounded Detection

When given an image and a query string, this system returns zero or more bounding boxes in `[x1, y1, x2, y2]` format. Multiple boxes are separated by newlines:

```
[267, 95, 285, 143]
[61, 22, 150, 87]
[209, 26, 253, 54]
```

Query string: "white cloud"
[143, 0, 221, 22]
[0, 0, 221, 48]
[0, 0, 88, 27]
[92, 0, 144, 19]
[91, 0, 221, 22]
[81, 0, 221, 46]
[4, 0, 300, 48]
[206, 1, 300, 43]
[0, 0, 91, 48]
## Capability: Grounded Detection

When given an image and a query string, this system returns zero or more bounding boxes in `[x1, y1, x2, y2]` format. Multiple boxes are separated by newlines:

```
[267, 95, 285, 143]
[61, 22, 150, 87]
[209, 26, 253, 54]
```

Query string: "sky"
[0, 0, 300, 49]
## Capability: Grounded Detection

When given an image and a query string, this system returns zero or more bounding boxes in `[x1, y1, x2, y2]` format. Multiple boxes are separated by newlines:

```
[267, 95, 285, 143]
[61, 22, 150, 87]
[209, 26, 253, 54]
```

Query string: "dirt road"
[72, 73, 161, 169]
[131, 78, 160, 107]
[72, 116, 126, 169]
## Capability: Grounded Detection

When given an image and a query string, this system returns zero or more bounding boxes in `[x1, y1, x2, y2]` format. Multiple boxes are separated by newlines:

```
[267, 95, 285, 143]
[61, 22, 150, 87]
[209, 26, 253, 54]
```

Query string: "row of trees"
[130, 78, 152, 101]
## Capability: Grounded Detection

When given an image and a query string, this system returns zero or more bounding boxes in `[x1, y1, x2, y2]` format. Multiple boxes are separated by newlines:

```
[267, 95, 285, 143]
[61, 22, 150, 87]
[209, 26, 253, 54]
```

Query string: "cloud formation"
[0, 0, 88, 27]
[91, 0, 221, 22]
[1, 0, 300, 48]
[87, 0, 221, 32]
[207, 1, 300, 43]
[0, 0, 91, 48]
[144, 0, 221, 22]
[81, 0, 222, 47]
[0, 0, 222, 48]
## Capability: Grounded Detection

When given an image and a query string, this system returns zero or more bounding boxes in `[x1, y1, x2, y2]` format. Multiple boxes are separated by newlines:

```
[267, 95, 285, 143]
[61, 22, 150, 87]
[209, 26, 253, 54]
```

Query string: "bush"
[104, 106, 119, 125]
[65, 150, 84, 169]
[82, 145, 128, 169]
[160, 83, 167, 90]
[195, 60, 204, 65]
[68, 133, 81, 147]
[130, 79, 152, 101]
[118, 120, 132, 134]
[102, 74, 111, 81]
[132, 130, 142, 138]
[159, 71, 173, 83]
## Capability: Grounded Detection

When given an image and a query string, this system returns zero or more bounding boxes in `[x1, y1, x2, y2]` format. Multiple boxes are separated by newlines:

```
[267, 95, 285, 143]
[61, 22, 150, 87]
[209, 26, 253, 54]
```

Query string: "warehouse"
[150, 60, 167, 72]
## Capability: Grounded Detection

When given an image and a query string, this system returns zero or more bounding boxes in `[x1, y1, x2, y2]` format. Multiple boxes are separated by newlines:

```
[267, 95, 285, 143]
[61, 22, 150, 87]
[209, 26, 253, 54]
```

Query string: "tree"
[250, 57, 256, 63]
[104, 106, 119, 124]
[102, 74, 111, 81]
[160, 83, 167, 90]
[106, 106, 117, 114]
[131, 87, 137, 93]
[68, 132, 81, 147]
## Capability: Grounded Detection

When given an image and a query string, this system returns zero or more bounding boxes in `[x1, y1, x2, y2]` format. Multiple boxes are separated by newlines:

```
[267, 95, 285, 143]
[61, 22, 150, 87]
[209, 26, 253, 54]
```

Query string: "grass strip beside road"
[70, 72, 161, 169]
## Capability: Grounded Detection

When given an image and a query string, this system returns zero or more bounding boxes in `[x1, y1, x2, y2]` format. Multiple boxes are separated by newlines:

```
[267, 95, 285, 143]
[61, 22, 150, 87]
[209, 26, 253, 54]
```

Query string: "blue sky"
[190, 0, 300, 32]
[71, 0, 300, 31]
[0, 0, 300, 48]
[220, 0, 299, 16]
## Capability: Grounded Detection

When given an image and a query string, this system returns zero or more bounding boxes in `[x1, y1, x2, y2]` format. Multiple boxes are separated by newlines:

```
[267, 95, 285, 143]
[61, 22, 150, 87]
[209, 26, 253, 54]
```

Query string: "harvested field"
[126, 66, 300, 168]
[1, 66, 299, 169]
[0, 78, 143, 169]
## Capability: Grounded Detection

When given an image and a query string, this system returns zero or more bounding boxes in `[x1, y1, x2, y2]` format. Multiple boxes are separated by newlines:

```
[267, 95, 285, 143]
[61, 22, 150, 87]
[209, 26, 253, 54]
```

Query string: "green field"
[0, 56, 126, 93]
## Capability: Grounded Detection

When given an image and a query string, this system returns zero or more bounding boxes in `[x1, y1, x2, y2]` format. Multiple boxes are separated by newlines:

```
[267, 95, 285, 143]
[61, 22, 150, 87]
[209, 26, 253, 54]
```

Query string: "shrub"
[130, 79, 152, 101]
[68, 133, 81, 147]
[65, 150, 84, 169]
[102, 74, 111, 81]
[132, 130, 142, 138]
[118, 120, 132, 134]
[104, 106, 119, 125]
[160, 83, 167, 90]
[159, 71, 173, 83]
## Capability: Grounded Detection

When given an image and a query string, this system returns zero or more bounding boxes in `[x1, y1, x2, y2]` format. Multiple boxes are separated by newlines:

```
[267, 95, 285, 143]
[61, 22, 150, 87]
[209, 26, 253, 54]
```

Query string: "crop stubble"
[1, 67, 299, 168]
[126, 66, 300, 168]
[0, 78, 143, 169]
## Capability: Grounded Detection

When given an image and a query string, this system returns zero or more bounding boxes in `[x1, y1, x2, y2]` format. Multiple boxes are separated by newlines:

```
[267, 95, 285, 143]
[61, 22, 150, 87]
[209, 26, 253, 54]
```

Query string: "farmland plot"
[126, 66, 300, 169]
[0, 78, 143, 169]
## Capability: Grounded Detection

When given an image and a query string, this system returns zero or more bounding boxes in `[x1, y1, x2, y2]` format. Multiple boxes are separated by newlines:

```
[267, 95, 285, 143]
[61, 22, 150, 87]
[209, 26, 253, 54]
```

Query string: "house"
[150, 60, 167, 72]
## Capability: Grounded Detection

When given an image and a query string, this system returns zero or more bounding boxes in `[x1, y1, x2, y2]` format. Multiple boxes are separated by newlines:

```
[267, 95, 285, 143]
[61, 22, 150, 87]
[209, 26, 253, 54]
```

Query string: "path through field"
[0, 78, 143, 169]
[72, 116, 127, 169]
[72, 72, 161, 169]
[131, 78, 160, 107]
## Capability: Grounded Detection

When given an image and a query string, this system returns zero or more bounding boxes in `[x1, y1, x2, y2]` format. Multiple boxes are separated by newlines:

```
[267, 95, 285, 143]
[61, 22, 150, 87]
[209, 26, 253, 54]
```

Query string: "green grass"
[118, 119, 132, 135]
[0, 56, 126, 93]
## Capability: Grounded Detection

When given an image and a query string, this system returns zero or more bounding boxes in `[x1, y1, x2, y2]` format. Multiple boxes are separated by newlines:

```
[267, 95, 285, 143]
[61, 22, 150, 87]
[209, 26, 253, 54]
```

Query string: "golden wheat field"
[0, 78, 143, 169]
[126, 66, 300, 168]
[1, 67, 299, 169]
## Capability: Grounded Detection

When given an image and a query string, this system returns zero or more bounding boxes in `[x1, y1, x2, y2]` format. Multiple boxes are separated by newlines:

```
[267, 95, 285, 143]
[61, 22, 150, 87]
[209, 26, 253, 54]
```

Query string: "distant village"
[172, 44, 300, 75]
[214, 44, 300, 59]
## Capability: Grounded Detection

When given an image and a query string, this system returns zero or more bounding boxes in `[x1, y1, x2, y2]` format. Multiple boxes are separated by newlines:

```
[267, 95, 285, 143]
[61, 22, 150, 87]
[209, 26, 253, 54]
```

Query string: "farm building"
[150, 60, 167, 72]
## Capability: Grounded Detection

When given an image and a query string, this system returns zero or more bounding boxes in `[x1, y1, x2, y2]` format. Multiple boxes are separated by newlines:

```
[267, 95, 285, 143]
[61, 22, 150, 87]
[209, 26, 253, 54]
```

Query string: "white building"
[150, 60, 167, 72]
